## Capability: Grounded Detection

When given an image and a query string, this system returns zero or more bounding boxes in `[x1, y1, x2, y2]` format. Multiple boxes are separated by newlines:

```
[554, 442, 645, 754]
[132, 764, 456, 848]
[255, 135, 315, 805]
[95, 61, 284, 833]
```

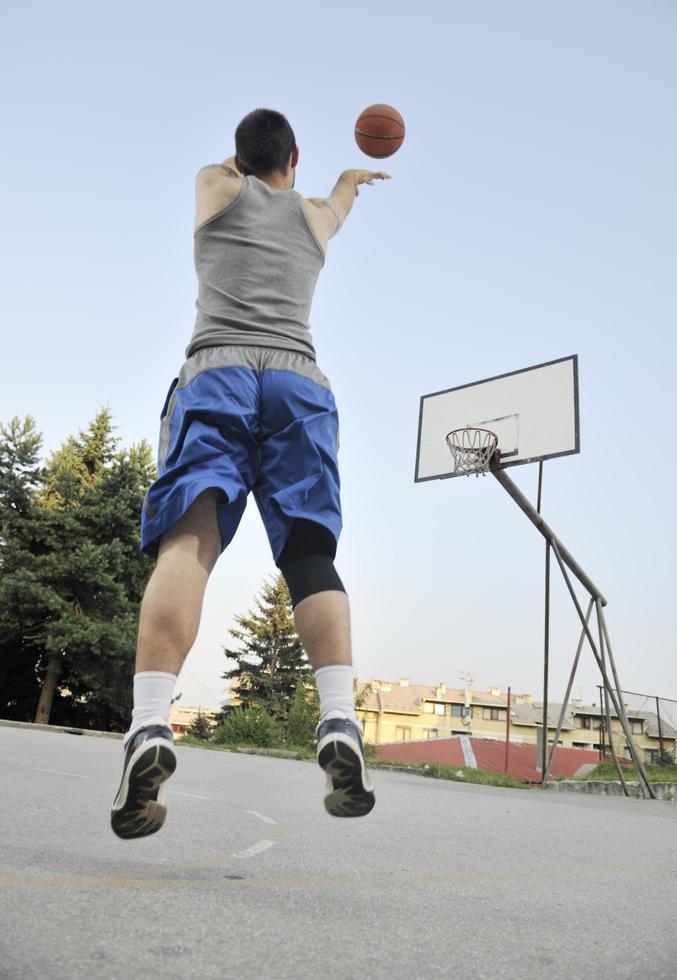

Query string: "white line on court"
[28, 767, 92, 779]
[170, 790, 210, 800]
[245, 809, 278, 825]
[234, 839, 276, 858]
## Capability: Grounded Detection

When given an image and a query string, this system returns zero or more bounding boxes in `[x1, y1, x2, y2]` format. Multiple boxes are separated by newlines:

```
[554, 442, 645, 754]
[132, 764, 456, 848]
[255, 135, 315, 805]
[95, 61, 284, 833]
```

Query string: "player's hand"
[342, 169, 391, 196]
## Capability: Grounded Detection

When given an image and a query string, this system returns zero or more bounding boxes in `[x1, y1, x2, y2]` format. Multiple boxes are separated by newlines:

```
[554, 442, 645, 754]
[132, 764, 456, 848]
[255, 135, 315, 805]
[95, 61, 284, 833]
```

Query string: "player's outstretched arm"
[306, 169, 390, 242]
[328, 169, 390, 231]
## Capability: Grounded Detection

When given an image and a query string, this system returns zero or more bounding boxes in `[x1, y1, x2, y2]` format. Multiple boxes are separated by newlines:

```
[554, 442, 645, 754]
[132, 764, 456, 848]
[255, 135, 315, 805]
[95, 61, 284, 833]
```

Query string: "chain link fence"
[598, 688, 677, 766]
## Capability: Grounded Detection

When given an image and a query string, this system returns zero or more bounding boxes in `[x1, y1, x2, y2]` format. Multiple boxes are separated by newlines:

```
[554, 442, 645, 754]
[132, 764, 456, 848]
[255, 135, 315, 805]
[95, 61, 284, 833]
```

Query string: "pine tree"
[222, 574, 310, 721]
[0, 411, 156, 730]
[0, 417, 46, 719]
[188, 709, 213, 741]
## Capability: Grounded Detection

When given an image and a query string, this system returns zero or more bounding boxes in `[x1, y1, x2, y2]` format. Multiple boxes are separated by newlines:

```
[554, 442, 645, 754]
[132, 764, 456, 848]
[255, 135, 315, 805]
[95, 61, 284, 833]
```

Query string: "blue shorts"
[141, 346, 342, 562]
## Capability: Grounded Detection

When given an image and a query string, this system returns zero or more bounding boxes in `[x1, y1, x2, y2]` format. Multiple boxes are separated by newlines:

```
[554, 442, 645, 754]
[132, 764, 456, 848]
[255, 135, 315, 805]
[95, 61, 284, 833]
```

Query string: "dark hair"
[235, 108, 296, 177]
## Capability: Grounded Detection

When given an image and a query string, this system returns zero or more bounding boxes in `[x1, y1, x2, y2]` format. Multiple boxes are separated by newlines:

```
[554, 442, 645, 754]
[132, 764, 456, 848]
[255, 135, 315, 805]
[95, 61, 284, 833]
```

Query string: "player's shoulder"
[195, 163, 244, 186]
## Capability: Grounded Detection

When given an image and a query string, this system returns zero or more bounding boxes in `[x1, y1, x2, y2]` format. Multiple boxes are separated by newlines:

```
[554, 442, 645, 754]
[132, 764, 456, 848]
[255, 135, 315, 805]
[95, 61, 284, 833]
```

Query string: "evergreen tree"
[222, 574, 310, 721]
[286, 681, 320, 748]
[188, 709, 214, 741]
[0, 411, 156, 730]
[0, 417, 46, 719]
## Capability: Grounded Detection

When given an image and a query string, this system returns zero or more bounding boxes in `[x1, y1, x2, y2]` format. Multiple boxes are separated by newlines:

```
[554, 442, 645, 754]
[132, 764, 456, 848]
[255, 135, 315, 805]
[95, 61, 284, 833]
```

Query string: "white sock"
[314, 665, 357, 723]
[124, 671, 177, 745]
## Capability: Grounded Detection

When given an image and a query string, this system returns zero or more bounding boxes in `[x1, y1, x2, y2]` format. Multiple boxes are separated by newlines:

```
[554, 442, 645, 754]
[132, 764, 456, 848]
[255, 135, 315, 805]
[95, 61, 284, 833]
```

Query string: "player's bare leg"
[293, 589, 375, 818]
[136, 487, 223, 675]
[111, 488, 222, 839]
[292, 590, 352, 670]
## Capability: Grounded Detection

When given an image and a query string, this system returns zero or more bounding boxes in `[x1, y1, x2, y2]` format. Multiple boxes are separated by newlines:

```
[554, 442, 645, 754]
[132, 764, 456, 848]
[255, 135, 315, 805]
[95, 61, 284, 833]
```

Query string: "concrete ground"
[1, 725, 676, 980]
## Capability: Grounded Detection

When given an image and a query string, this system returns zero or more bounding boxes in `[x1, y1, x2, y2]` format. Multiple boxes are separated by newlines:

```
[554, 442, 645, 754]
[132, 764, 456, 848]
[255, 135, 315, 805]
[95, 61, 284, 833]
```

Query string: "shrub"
[212, 706, 284, 748]
[285, 684, 320, 749]
[187, 710, 214, 741]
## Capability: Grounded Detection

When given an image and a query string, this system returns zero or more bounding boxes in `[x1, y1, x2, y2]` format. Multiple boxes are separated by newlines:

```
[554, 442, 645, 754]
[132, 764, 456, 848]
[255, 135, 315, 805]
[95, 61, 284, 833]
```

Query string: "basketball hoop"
[446, 427, 498, 477]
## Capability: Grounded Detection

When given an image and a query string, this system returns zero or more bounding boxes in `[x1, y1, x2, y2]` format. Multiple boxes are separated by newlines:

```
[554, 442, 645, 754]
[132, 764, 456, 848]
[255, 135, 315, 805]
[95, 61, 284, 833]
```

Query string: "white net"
[446, 427, 498, 477]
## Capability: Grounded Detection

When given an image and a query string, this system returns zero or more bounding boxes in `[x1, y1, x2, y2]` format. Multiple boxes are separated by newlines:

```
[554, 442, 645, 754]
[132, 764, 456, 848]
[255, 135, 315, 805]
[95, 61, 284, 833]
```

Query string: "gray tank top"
[186, 175, 325, 360]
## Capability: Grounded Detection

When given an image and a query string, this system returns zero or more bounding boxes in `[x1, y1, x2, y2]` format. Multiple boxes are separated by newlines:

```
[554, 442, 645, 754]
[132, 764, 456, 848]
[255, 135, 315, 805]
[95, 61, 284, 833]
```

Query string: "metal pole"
[491, 466, 607, 605]
[504, 686, 512, 774]
[656, 696, 665, 763]
[541, 543, 551, 781]
[545, 540, 648, 795]
[536, 461, 550, 784]
[597, 602, 656, 798]
[542, 598, 594, 784]
[597, 602, 629, 794]
[491, 462, 654, 798]
[598, 684, 605, 762]
[549, 538, 650, 796]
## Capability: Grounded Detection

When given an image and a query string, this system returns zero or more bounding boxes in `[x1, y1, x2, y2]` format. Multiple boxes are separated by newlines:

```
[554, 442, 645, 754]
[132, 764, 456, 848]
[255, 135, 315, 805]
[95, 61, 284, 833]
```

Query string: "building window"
[423, 728, 438, 739]
[576, 716, 595, 730]
[451, 704, 464, 717]
[434, 702, 445, 716]
[482, 707, 506, 721]
[423, 702, 434, 714]
[630, 719, 643, 735]
[396, 726, 412, 741]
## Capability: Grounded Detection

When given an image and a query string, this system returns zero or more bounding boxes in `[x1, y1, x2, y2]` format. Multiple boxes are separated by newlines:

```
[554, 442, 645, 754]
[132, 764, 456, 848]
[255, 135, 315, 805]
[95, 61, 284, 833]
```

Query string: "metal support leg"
[491, 466, 607, 605]
[549, 541, 654, 799]
[541, 543, 551, 781]
[597, 601, 656, 799]
[596, 601, 629, 794]
[541, 598, 593, 784]
[490, 464, 655, 801]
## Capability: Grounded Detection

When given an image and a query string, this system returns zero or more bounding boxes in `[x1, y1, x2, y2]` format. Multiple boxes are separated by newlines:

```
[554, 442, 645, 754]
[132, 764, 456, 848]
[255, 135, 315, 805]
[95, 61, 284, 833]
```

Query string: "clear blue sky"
[2, 0, 676, 711]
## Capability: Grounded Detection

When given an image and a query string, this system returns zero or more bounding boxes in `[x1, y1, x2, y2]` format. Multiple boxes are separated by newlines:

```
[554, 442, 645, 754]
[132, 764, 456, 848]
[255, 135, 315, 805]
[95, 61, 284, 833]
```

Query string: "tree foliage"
[222, 575, 310, 722]
[0, 410, 156, 730]
[212, 707, 285, 748]
[187, 709, 214, 741]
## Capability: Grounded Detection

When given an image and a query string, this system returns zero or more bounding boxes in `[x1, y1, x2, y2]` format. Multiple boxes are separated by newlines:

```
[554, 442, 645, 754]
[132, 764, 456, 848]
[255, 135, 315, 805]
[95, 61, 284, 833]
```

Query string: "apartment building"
[356, 678, 677, 765]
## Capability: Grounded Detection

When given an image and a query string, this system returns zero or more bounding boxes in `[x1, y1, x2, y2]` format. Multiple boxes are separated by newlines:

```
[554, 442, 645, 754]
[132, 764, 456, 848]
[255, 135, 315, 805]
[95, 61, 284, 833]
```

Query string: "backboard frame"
[415, 355, 580, 483]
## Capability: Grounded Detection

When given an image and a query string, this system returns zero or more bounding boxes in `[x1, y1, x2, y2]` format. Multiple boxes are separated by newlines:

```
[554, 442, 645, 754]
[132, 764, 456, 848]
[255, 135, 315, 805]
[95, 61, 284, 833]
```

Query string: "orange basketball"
[354, 104, 405, 159]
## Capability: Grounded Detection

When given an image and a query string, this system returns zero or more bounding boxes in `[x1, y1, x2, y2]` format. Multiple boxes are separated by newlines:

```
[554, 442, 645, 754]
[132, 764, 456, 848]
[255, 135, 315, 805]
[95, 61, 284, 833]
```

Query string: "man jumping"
[111, 108, 390, 838]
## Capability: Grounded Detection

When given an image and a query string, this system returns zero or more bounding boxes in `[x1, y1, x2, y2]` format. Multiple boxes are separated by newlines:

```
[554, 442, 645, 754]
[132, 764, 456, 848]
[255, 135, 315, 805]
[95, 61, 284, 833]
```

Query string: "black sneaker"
[110, 724, 177, 839]
[316, 717, 375, 818]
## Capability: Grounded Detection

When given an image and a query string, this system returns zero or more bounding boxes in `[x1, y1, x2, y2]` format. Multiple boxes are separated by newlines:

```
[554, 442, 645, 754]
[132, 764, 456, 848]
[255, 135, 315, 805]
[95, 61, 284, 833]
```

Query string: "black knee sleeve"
[277, 520, 344, 608]
[279, 553, 346, 609]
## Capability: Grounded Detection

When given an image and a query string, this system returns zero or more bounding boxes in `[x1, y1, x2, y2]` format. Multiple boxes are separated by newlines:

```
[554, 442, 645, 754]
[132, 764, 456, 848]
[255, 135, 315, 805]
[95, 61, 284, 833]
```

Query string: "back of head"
[235, 108, 297, 178]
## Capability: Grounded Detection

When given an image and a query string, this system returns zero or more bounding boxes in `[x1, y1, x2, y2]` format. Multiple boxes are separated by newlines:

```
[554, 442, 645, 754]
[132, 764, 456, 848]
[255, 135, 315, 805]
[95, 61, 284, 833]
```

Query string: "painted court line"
[234, 839, 276, 859]
[28, 767, 92, 779]
[170, 790, 210, 800]
[245, 809, 278, 825]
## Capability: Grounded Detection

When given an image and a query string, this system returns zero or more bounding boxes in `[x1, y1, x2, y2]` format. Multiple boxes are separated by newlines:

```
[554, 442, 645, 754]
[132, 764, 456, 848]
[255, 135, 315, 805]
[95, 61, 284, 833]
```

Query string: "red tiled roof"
[377, 738, 466, 767]
[360, 683, 507, 715]
[375, 736, 601, 782]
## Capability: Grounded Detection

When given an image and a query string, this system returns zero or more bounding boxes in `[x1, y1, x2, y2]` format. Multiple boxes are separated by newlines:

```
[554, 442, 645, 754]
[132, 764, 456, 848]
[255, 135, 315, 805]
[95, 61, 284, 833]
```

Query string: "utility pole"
[504, 686, 512, 774]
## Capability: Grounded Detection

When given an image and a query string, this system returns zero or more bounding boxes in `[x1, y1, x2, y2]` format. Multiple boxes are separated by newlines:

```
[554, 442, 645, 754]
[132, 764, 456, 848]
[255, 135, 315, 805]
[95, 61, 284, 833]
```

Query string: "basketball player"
[111, 108, 390, 838]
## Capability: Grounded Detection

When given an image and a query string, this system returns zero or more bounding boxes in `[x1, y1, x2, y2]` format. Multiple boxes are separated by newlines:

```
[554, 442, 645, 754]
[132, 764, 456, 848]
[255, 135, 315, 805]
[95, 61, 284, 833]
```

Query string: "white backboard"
[415, 355, 579, 481]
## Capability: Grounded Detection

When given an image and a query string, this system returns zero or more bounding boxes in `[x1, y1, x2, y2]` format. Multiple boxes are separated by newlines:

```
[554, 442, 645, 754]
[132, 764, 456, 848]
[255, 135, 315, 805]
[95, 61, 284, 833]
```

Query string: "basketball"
[354, 104, 405, 158]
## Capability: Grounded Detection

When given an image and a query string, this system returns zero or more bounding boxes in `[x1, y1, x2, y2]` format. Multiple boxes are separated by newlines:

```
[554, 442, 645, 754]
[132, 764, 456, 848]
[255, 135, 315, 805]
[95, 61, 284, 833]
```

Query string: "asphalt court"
[2, 726, 677, 980]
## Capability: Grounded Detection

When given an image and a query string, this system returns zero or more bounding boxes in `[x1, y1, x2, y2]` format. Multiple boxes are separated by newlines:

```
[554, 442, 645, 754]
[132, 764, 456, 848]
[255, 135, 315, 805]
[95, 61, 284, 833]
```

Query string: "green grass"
[369, 758, 527, 789]
[178, 734, 315, 759]
[179, 736, 527, 787]
[575, 762, 677, 782]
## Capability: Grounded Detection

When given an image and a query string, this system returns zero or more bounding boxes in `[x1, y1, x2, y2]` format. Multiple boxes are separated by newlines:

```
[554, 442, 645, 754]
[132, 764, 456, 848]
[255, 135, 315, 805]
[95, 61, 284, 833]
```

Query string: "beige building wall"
[356, 679, 676, 765]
